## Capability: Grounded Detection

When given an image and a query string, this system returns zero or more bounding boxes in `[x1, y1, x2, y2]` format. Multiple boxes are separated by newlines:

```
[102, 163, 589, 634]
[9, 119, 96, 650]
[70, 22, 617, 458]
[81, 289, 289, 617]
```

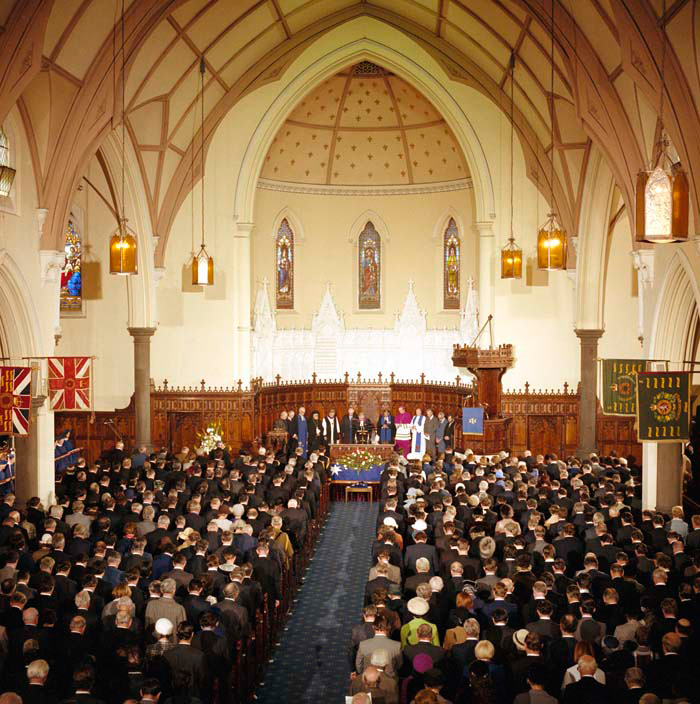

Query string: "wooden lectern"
[452, 316, 514, 454]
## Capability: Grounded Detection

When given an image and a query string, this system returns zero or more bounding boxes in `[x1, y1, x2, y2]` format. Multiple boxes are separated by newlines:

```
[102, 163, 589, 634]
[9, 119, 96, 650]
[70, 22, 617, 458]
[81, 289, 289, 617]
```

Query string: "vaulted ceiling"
[260, 62, 470, 187]
[0, 0, 697, 263]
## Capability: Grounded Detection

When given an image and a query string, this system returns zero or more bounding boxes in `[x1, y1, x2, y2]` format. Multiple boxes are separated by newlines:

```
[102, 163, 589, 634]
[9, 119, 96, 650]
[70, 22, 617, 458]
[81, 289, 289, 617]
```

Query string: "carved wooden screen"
[443, 217, 460, 309]
[358, 221, 380, 309]
[275, 218, 294, 309]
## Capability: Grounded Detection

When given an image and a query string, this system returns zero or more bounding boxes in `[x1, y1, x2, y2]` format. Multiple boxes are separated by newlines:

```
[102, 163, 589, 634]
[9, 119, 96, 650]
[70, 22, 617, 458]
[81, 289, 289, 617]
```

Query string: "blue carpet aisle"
[255, 501, 379, 704]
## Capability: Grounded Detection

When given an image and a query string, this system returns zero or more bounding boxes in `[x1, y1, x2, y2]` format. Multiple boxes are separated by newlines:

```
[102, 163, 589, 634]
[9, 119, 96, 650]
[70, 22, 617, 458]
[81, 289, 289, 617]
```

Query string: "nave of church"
[0, 0, 699, 702]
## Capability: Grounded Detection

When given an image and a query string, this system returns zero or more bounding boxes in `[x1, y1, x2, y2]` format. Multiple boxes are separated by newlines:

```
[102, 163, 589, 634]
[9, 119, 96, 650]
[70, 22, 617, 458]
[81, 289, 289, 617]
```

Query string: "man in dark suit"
[251, 540, 281, 608]
[562, 655, 608, 703]
[280, 498, 307, 550]
[404, 532, 439, 576]
[163, 622, 209, 700]
[401, 623, 445, 675]
[340, 408, 357, 444]
[216, 582, 250, 645]
[60, 663, 106, 704]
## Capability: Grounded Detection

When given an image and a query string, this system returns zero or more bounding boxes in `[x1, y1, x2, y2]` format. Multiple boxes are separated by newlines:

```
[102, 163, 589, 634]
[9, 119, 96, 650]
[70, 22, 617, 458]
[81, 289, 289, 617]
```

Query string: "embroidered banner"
[601, 359, 647, 416]
[0, 367, 31, 435]
[462, 407, 484, 435]
[48, 357, 92, 411]
[636, 371, 691, 442]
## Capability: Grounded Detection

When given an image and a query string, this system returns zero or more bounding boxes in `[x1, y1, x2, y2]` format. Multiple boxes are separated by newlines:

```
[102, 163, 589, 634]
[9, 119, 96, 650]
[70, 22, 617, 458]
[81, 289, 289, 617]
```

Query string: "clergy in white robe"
[408, 409, 427, 460]
[322, 411, 341, 445]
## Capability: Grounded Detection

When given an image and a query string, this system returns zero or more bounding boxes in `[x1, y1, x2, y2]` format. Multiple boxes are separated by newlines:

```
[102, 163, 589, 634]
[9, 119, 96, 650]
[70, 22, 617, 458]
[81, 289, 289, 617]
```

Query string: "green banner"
[601, 359, 646, 416]
[636, 371, 691, 442]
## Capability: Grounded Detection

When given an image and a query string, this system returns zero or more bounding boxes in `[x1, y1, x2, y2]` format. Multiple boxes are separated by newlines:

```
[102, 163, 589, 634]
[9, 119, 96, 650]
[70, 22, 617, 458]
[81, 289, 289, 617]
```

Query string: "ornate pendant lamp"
[537, 0, 567, 271]
[501, 53, 522, 279]
[0, 129, 16, 197]
[192, 56, 213, 286]
[635, 0, 688, 244]
[109, 0, 137, 275]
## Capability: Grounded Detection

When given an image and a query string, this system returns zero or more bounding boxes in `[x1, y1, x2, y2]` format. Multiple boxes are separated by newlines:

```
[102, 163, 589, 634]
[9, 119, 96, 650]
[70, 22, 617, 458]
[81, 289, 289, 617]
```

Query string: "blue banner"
[330, 464, 383, 482]
[462, 407, 484, 435]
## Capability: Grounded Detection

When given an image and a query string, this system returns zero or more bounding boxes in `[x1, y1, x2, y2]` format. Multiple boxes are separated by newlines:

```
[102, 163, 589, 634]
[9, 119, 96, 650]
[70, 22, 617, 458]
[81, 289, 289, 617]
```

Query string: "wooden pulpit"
[452, 342, 515, 454]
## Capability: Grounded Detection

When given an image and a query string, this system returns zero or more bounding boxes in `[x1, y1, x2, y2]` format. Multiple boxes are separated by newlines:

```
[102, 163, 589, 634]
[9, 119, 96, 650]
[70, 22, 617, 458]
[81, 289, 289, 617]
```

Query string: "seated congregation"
[0, 443, 326, 703]
[350, 450, 698, 704]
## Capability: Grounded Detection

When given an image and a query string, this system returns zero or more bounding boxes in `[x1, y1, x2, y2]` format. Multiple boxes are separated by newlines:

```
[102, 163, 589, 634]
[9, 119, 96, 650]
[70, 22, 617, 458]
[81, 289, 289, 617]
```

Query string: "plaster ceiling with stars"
[260, 62, 470, 187]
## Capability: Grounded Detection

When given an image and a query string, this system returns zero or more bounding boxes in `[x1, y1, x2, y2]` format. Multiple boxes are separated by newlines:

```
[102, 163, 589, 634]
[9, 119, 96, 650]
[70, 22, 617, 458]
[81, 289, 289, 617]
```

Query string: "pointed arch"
[274, 218, 294, 310]
[270, 207, 306, 243]
[234, 34, 495, 232]
[442, 217, 461, 310]
[650, 251, 700, 367]
[0, 251, 42, 359]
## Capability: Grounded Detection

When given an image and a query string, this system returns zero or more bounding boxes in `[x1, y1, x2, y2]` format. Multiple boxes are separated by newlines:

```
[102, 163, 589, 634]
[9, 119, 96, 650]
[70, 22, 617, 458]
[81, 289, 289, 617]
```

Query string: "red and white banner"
[0, 366, 31, 435]
[48, 357, 92, 411]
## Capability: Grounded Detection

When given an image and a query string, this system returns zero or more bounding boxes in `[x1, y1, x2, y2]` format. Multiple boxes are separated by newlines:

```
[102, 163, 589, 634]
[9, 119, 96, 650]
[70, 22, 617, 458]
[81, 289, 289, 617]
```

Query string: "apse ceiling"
[0, 0, 697, 260]
[260, 62, 470, 188]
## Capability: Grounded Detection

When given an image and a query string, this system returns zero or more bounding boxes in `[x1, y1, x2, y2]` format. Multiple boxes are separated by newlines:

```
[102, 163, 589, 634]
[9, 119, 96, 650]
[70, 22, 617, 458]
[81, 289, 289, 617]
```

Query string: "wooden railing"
[55, 376, 640, 462]
[227, 480, 330, 703]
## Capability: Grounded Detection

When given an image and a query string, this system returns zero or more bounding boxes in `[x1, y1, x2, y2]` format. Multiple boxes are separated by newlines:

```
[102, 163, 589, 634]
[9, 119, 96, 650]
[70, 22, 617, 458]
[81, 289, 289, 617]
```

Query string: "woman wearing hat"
[400, 597, 439, 647]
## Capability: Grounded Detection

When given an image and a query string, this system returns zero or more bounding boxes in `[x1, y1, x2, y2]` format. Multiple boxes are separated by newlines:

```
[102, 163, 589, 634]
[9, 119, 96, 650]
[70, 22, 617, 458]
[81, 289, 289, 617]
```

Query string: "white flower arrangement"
[196, 420, 225, 454]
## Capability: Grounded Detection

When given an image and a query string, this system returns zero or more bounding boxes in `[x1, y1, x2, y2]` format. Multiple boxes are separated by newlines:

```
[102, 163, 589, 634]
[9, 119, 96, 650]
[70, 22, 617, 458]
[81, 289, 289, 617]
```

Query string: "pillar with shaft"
[233, 223, 253, 382]
[575, 328, 604, 458]
[128, 327, 156, 450]
[642, 442, 683, 511]
[15, 395, 55, 505]
[476, 221, 494, 327]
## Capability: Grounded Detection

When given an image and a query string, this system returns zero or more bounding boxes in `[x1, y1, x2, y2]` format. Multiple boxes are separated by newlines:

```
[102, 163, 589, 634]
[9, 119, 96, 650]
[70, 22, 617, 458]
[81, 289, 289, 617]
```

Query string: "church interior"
[0, 0, 699, 702]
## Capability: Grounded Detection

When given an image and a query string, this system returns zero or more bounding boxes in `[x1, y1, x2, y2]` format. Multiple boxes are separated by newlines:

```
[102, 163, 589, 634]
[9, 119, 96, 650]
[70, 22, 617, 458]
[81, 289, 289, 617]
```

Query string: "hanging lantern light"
[635, 142, 689, 245]
[109, 0, 137, 276]
[501, 52, 522, 280]
[192, 244, 214, 285]
[109, 217, 137, 275]
[191, 56, 214, 286]
[0, 129, 16, 197]
[635, 0, 688, 244]
[537, 0, 568, 271]
[501, 239, 522, 278]
[537, 211, 567, 270]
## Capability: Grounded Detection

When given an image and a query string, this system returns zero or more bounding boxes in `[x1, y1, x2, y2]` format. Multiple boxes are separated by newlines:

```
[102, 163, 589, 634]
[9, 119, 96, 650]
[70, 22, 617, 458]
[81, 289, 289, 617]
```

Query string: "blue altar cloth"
[330, 463, 383, 483]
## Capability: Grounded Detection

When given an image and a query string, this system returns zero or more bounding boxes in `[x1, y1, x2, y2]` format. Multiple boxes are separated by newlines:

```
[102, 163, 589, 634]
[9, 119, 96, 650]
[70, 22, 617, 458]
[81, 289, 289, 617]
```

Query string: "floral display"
[335, 448, 383, 474]
[195, 419, 225, 454]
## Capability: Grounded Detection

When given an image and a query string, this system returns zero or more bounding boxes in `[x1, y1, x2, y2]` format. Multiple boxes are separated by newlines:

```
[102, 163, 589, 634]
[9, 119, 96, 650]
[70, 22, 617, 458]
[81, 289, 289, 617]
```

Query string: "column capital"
[128, 327, 157, 341]
[474, 221, 495, 237]
[574, 328, 604, 341]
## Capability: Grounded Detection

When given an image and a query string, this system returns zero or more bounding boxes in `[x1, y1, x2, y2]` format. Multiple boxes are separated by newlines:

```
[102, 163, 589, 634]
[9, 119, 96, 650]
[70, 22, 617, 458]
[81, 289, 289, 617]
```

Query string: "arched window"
[275, 218, 294, 309]
[60, 218, 83, 315]
[358, 221, 381, 309]
[0, 128, 15, 197]
[443, 217, 460, 309]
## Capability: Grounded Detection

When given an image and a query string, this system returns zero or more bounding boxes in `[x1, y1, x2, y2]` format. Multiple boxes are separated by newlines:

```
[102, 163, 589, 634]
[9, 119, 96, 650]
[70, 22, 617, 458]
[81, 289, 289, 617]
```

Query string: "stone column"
[15, 395, 55, 505]
[233, 223, 253, 383]
[128, 327, 156, 450]
[475, 222, 494, 328]
[642, 442, 683, 511]
[575, 328, 604, 458]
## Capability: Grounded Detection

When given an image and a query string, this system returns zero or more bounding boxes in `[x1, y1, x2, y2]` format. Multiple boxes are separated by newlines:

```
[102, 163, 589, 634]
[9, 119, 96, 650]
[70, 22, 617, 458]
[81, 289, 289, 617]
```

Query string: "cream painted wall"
[252, 187, 476, 329]
[598, 212, 643, 360]
[58, 158, 135, 411]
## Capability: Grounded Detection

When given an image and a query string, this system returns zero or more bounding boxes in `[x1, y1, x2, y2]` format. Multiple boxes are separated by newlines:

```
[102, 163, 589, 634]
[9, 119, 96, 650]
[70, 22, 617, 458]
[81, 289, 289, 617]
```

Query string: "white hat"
[383, 517, 398, 528]
[407, 597, 429, 617]
[40, 533, 53, 545]
[155, 618, 173, 636]
[412, 519, 428, 531]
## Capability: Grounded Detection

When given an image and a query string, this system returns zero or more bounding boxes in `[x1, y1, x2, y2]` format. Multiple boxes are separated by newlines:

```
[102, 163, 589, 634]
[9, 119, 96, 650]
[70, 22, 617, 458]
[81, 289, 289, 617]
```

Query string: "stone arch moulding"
[431, 206, 467, 243]
[0, 251, 42, 359]
[348, 210, 389, 314]
[649, 250, 700, 365]
[270, 207, 306, 243]
[233, 37, 496, 230]
[0, 108, 23, 216]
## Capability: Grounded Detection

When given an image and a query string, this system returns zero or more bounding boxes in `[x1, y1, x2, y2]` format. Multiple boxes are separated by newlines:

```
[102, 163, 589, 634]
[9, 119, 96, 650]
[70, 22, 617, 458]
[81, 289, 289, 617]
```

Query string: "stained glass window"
[443, 217, 460, 309]
[60, 218, 82, 314]
[275, 218, 294, 309]
[359, 221, 380, 309]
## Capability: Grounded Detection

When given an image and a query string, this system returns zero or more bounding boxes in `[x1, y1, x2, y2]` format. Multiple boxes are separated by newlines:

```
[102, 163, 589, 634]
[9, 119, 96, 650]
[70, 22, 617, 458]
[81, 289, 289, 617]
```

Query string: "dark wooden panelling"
[55, 378, 640, 462]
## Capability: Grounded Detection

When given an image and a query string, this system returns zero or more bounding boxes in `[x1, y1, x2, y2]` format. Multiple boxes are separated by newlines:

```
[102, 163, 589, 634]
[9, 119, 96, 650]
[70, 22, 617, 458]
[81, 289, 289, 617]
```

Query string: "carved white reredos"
[251, 280, 477, 382]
